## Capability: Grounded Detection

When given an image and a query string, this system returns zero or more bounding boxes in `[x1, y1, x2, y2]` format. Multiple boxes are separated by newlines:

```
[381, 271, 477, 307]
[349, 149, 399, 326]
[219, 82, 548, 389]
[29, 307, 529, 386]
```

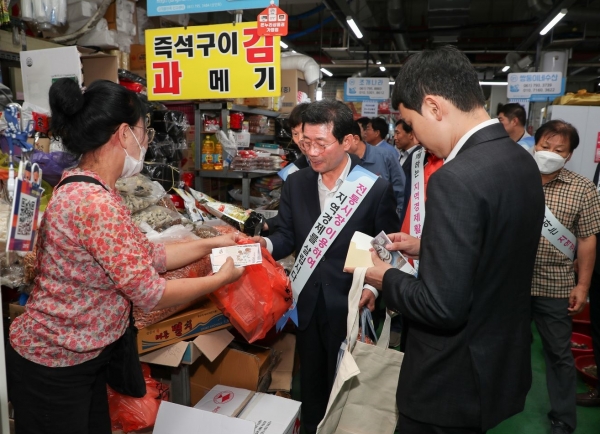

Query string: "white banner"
[409, 147, 425, 271]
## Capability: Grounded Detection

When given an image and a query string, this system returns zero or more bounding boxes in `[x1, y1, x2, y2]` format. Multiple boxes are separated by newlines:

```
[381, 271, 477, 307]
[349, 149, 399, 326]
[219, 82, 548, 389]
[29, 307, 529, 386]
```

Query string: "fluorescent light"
[379, 66, 386, 72]
[346, 17, 363, 39]
[280, 40, 288, 49]
[291, 50, 297, 53]
[320, 67, 333, 77]
[502, 65, 510, 72]
[316, 88, 323, 101]
[376, 61, 381, 64]
[479, 82, 508, 86]
[390, 81, 395, 85]
[540, 9, 567, 35]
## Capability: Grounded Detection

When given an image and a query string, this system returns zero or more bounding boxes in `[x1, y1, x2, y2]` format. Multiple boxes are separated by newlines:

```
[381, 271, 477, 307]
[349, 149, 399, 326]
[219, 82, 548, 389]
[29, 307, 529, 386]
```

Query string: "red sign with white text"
[257, 4, 288, 36]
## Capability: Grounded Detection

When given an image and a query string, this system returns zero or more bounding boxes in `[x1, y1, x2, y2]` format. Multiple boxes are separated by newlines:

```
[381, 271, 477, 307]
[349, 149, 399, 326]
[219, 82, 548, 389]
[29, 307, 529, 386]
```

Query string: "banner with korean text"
[146, 23, 281, 101]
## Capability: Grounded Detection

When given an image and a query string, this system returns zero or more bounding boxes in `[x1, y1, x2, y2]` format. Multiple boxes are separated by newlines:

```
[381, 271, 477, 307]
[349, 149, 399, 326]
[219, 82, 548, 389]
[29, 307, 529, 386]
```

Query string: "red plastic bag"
[209, 239, 292, 342]
[107, 364, 169, 432]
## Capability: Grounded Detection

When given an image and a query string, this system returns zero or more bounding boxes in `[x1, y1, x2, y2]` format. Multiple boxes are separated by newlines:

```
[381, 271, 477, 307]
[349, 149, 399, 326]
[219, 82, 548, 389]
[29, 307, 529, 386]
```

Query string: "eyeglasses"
[132, 125, 156, 142]
[299, 138, 339, 153]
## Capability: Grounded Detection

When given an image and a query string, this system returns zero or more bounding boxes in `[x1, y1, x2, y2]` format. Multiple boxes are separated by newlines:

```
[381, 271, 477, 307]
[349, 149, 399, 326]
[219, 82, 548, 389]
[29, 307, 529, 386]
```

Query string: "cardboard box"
[139, 329, 234, 367]
[129, 44, 146, 71]
[137, 299, 229, 354]
[280, 70, 310, 113]
[189, 343, 274, 405]
[268, 333, 296, 392]
[242, 97, 277, 110]
[153, 386, 301, 434]
[9, 302, 26, 322]
[20, 46, 118, 112]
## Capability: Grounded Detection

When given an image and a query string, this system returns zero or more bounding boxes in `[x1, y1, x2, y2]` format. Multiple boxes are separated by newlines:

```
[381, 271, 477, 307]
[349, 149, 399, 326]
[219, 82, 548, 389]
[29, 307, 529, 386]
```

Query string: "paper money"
[370, 231, 417, 276]
[210, 243, 262, 272]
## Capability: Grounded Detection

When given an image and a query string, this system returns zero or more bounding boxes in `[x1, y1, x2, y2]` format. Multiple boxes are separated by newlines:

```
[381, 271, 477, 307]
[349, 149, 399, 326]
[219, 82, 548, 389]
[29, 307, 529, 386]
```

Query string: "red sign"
[595, 132, 600, 163]
[257, 4, 288, 36]
[213, 391, 234, 404]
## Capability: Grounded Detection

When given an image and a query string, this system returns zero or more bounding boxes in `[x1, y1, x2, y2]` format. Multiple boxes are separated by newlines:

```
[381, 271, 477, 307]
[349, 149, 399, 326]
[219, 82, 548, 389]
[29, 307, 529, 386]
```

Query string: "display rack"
[194, 102, 280, 208]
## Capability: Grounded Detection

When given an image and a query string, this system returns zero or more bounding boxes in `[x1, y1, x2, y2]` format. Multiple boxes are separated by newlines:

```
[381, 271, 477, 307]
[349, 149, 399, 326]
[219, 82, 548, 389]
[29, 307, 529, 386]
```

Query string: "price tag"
[257, 2, 288, 36]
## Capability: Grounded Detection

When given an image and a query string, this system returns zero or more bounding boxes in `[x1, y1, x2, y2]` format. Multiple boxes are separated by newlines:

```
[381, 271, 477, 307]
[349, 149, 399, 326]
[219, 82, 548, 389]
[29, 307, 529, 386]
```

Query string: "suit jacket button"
[322, 256, 326, 262]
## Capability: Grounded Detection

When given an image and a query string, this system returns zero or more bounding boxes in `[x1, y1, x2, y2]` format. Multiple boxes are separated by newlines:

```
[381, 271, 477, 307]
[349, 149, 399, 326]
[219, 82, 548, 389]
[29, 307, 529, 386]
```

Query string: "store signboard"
[507, 72, 564, 100]
[344, 77, 390, 102]
[146, 22, 281, 101]
[146, 0, 278, 16]
[361, 100, 378, 117]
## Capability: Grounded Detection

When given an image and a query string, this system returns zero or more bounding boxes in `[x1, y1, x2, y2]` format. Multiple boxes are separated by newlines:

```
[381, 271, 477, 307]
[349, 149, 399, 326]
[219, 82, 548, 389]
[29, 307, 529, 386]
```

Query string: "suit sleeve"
[267, 174, 297, 260]
[382, 169, 481, 329]
[386, 153, 406, 217]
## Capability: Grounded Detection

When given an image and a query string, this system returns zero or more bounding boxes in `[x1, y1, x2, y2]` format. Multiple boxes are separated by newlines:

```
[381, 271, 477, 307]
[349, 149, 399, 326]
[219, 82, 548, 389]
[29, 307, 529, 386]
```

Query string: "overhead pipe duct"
[281, 53, 321, 85]
[387, 0, 410, 53]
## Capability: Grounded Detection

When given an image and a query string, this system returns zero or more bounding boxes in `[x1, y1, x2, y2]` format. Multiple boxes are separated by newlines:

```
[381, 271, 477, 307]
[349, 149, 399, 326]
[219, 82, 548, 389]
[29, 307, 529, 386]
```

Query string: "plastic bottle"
[201, 136, 215, 170]
[213, 139, 223, 171]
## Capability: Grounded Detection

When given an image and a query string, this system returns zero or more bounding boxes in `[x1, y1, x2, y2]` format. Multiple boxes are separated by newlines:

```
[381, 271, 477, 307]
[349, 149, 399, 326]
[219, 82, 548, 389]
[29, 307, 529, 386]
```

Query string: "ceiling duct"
[388, 0, 410, 52]
[505, 52, 534, 72]
[427, 0, 471, 44]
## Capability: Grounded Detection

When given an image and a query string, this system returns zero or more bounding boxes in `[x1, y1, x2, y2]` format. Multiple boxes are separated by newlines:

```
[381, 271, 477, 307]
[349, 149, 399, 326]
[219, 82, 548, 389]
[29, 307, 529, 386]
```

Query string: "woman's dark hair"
[534, 120, 580, 152]
[49, 78, 145, 157]
[392, 45, 485, 114]
[288, 102, 310, 129]
[302, 100, 354, 144]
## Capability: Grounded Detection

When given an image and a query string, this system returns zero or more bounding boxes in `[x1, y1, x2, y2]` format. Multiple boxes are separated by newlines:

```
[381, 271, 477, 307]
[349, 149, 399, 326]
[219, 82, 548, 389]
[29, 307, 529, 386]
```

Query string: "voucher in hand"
[371, 231, 418, 277]
[210, 243, 263, 272]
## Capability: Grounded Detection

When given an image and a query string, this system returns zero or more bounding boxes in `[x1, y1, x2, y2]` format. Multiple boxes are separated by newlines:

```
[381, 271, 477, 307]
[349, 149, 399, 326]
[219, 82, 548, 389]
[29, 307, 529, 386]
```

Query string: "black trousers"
[296, 289, 346, 434]
[397, 413, 487, 434]
[591, 273, 600, 390]
[6, 343, 113, 434]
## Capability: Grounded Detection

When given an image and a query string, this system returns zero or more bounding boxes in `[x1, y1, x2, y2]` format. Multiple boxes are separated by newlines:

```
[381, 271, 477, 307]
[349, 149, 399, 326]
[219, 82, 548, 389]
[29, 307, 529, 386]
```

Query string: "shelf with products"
[194, 102, 281, 209]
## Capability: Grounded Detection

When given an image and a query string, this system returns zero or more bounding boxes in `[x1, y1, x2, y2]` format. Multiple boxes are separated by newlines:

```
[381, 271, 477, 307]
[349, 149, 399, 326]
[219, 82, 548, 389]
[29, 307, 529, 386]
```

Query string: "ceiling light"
[540, 9, 567, 35]
[390, 81, 395, 85]
[379, 66, 386, 72]
[291, 50, 297, 53]
[479, 82, 508, 86]
[280, 40, 288, 49]
[346, 17, 363, 39]
[376, 61, 381, 64]
[320, 67, 333, 77]
[502, 65, 510, 72]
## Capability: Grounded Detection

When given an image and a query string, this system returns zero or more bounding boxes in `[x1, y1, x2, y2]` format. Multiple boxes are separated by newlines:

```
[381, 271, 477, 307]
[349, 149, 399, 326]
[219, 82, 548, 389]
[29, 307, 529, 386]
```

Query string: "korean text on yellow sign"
[146, 22, 281, 101]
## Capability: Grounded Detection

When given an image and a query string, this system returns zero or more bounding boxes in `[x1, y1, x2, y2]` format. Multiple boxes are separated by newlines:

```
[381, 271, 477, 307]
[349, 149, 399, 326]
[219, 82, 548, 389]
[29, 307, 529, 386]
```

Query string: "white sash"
[542, 205, 576, 261]
[290, 165, 378, 301]
[409, 147, 426, 270]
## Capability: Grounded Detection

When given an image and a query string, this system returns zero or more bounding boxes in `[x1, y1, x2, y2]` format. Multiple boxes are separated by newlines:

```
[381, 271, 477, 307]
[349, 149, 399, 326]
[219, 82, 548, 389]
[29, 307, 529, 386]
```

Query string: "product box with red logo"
[153, 385, 301, 434]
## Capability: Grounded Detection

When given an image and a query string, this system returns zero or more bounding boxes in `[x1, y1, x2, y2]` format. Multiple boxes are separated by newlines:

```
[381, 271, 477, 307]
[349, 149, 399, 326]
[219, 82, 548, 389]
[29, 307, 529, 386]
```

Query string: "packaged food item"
[115, 173, 156, 197]
[119, 181, 166, 213]
[131, 205, 182, 231]
[187, 188, 265, 236]
[201, 136, 215, 170]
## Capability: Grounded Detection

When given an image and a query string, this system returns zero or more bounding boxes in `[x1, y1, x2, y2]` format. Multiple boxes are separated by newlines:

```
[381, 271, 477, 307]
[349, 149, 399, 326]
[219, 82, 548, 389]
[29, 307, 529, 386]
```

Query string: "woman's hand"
[215, 257, 245, 285]
[210, 233, 239, 248]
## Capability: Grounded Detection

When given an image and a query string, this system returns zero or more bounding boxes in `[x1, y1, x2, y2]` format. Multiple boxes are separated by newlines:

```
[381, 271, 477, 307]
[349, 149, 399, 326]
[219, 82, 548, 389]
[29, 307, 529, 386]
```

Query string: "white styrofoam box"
[194, 385, 254, 417]
[78, 28, 118, 49]
[67, 1, 97, 22]
[154, 402, 254, 434]
[238, 393, 301, 434]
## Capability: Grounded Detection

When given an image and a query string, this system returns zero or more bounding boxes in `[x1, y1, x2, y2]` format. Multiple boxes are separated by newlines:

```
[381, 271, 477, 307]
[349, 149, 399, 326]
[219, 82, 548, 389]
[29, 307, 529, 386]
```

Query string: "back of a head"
[392, 45, 485, 114]
[370, 117, 389, 140]
[288, 102, 310, 129]
[350, 121, 362, 138]
[49, 78, 145, 157]
[498, 103, 526, 127]
[302, 100, 354, 143]
[356, 117, 370, 129]
[534, 119, 580, 152]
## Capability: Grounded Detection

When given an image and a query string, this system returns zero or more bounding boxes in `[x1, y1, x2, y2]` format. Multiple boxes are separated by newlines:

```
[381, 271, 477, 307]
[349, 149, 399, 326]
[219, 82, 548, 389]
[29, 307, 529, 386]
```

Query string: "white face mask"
[120, 127, 146, 178]
[533, 150, 568, 175]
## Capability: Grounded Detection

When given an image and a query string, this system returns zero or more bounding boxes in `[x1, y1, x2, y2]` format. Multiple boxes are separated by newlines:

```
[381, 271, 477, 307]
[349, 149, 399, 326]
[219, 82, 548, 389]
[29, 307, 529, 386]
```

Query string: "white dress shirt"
[444, 118, 499, 165]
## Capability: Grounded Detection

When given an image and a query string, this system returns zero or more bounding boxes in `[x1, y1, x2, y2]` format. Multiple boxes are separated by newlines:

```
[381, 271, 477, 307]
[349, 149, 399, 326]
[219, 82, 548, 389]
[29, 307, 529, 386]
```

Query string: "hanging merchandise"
[257, 0, 288, 37]
[21, 0, 67, 30]
[6, 160, 44, 253]
[4, 103, 34, 201]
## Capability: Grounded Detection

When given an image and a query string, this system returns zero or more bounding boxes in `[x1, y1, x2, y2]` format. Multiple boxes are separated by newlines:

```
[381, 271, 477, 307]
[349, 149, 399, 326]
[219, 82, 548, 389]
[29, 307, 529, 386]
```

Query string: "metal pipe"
[330, 49, 537, 54]
[321, 62, 600, 68]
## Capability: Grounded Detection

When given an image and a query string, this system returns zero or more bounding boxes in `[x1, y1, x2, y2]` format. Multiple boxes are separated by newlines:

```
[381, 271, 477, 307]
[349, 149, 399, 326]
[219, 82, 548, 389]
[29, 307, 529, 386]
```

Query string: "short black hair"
[498, 103, 526, 127]
[534, 120, 580, 152]
[302, 100, 354, 143]
[356, 117, 370, 129]
[369, 117, 389, 140]
[288, 102, 310, 129]
[350, 121, 362, 137]
[49, 78, 145, 157]
[395, 119, 412, 134]
[392, 45, 485, 113]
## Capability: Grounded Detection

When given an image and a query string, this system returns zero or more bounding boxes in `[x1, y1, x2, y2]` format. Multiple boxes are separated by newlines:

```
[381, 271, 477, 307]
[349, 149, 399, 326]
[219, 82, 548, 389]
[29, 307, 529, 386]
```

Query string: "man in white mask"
[531, 120, 600, 434]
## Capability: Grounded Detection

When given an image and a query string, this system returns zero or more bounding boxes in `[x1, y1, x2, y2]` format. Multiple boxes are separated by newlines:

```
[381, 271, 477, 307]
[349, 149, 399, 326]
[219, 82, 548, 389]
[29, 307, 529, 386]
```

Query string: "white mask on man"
[120, 127, 146, 178]
[533, 150, 568, 175]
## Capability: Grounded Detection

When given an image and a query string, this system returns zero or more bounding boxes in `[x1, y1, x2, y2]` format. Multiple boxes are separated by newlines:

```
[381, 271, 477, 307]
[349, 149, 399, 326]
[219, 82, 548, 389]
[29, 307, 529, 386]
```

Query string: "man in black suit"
[255, 100, 400, 434]
[361, 46, 545, 433]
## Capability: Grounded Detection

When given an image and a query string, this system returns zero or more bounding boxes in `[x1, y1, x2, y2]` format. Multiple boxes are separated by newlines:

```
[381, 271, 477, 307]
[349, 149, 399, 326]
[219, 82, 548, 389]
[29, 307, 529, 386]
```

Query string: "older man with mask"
[529, 120, 600, 434]
[351, 46, 545, 434]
